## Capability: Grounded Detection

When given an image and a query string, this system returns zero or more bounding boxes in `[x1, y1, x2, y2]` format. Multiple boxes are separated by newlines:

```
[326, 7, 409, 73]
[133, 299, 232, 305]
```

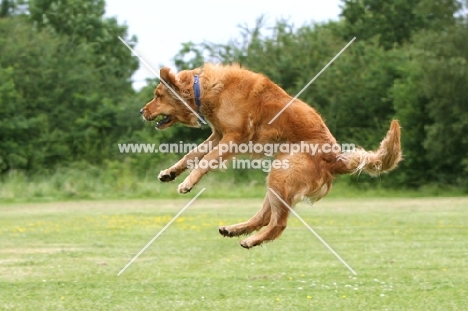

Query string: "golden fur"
[141, 63, 402, 248]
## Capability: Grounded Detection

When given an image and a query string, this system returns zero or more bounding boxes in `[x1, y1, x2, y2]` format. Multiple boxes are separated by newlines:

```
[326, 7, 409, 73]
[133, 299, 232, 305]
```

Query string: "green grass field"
[1, 197, 467, 310]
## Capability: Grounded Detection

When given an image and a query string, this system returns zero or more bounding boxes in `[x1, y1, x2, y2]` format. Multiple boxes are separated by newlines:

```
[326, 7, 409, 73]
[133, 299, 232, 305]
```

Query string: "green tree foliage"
[0, 0, 27, 17]
[174, 42, 206, 71]
[0, 66, 20, 173]
[339, 0, 463, 49]
[0, 0, 10, 17]
[391, 59, 432, 187]
[172, 12, 468, 188]
[393, 24, 468, 186]
[1, 0, 467, 190]
[29, 0, 138, 82]
[0, 0, 139, 173]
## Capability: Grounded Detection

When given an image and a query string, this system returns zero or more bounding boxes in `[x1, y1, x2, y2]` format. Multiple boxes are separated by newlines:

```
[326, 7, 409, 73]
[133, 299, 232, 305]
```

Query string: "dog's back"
[194, 63, 338, 147]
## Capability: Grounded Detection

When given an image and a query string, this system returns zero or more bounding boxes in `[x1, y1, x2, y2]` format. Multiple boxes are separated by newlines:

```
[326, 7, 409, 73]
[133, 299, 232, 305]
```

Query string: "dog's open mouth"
[154, 114, 173, 129]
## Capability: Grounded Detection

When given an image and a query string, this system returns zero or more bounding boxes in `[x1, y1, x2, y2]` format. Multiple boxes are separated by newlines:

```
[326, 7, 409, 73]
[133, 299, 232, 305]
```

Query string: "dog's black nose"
[139, 108, 144, 114]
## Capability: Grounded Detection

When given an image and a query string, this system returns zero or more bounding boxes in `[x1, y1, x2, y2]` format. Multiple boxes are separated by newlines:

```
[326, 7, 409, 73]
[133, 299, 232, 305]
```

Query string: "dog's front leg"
[177, 135, 239, 194]
[159, 132, 221, 182]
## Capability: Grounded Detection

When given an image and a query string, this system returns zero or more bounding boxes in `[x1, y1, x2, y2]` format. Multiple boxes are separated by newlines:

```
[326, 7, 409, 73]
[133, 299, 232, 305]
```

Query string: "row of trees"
[0, 0, 141, 173]
[1, 0, 467, 189]
[172, 1, 468, 188]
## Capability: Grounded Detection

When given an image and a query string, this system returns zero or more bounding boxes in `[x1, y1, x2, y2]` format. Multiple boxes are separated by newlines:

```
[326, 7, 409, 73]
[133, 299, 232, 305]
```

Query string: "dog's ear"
[160, 67, 178, 90]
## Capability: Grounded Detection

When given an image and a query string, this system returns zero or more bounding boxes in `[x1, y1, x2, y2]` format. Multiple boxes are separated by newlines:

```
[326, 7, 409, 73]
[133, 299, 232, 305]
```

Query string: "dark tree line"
[161, 0, 468, 188]
[0, 0, 467, 189]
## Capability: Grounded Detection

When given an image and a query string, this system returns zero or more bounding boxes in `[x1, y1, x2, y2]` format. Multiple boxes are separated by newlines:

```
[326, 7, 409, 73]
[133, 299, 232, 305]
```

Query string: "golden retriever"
[140, 63, 401, 248]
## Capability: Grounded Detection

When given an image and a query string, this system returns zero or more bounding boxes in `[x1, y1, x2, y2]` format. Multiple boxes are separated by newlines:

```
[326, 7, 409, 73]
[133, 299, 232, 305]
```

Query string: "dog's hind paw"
[158, 170, 176, 182]
[240, 237, 262, 249]
[218, 226, 236, 237]
[177, 182, 192, 194]
[240, 239, 254, 249]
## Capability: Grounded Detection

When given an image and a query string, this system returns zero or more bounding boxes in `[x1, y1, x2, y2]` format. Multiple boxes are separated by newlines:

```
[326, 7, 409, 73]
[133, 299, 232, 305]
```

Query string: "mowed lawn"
[0, 197, 467, 310]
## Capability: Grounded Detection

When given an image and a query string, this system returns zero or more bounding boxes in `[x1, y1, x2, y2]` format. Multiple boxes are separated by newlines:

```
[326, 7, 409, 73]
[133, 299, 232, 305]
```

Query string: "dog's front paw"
[158, 170, 176, 182]
[177, 182, 193, 194]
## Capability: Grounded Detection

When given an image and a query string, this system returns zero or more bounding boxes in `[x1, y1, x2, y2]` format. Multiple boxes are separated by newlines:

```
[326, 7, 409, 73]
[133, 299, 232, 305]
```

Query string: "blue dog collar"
[193, 75, 202, 113]
[193, 75, 205, 126]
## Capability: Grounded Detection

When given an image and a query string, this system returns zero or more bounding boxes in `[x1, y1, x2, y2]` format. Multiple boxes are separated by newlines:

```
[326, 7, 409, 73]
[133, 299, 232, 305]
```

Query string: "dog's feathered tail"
[332, 120, 402, 176]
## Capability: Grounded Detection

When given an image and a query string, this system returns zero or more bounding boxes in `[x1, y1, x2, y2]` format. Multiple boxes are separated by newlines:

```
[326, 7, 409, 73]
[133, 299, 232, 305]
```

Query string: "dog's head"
[140, 67, 200, 130]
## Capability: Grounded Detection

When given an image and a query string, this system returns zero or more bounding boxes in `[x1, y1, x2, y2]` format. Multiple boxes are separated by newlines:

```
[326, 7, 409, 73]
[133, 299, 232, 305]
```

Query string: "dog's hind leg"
[239, 186, 291, 249]
[219, 194, 272, 237]
[238, 153, 312, 248]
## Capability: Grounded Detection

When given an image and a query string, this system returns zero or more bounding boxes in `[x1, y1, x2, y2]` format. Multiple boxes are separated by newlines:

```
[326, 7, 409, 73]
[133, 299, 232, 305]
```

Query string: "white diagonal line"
[117, 188, 206, 276]
[118, 36, 207, 124]
[268, 37, 356, 124]
[268, 188, 357, 275]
